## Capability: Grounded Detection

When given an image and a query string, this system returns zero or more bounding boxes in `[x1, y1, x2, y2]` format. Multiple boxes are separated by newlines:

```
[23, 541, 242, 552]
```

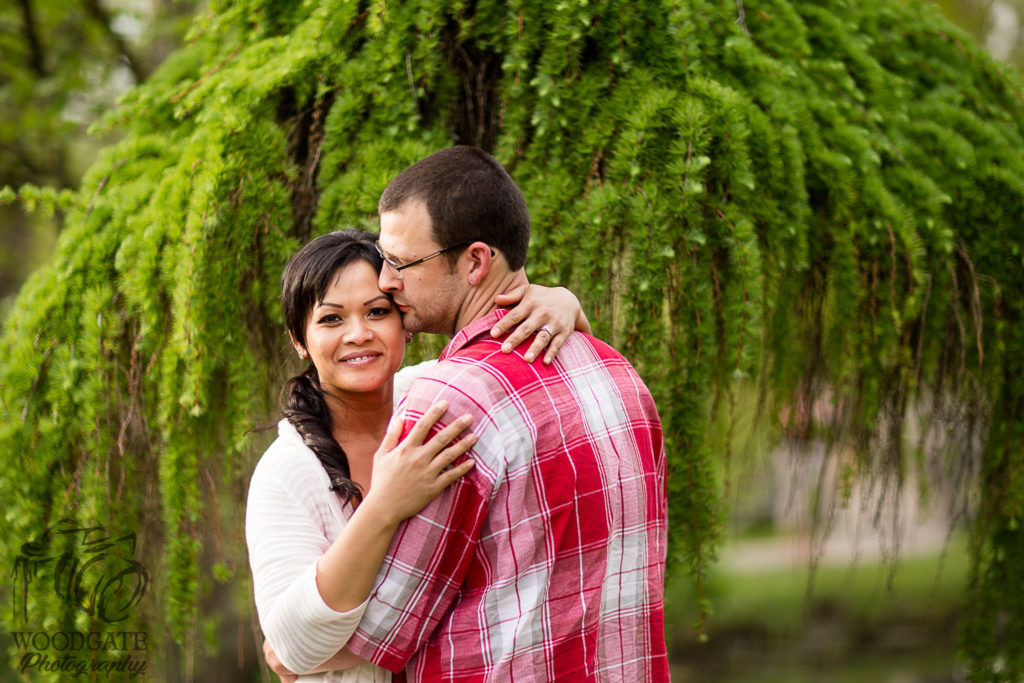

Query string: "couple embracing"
[245, 146, 669, 682]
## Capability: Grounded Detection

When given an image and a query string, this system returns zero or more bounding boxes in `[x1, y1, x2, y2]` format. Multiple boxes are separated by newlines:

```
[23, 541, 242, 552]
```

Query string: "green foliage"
[0, 0, 196, 320]
[2, 0, 1024, 678]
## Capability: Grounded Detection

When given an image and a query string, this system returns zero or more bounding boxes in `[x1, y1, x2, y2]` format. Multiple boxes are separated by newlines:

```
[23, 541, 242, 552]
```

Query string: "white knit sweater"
[245, 361, 433, 681]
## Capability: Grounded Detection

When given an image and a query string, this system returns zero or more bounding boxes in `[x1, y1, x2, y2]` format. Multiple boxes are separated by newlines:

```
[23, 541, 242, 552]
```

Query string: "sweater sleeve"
[392, 359, 437, 407]
[245, 438, 367, 674]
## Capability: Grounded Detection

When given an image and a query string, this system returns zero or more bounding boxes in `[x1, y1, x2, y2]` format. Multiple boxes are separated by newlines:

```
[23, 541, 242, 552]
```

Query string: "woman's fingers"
[540, 331, 569, 365]
[428, 434, 477, 491]
[491, 285, 585, 363]
[500, 314, 547, 354]
[491, 285, 529, 330]
[491, 284, 585, 363]
[420, 413, 473, 457]
[524, 324, 570, 364]
[432, 432, 477, 469]
[379, 413, 404, 453]
[490, 307, 527, 342]
[434, 457, 476, 490]
[395, 402, 473, 461]
[491, 284, 552, 351]
[404, 400, 449, 446]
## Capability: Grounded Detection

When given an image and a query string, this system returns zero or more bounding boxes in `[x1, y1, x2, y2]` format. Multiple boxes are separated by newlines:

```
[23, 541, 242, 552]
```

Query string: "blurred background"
[2, 1, 1021, 680]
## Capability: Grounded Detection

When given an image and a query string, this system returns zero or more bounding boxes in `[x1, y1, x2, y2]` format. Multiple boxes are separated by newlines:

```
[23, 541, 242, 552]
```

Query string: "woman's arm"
[263, 640, 362, 681]
[247, 448, 362, 674]
[312, 401, 475, 612]
[249, 402, 475, 675]
[491, 284, 592, 364]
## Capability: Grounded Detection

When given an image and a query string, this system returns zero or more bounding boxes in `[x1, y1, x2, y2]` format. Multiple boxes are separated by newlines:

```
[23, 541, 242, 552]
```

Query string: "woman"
[246, 229, 589, 682]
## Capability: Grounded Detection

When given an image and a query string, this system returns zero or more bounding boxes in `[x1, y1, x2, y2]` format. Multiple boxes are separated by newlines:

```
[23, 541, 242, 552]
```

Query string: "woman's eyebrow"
[363, 295, 390, 306]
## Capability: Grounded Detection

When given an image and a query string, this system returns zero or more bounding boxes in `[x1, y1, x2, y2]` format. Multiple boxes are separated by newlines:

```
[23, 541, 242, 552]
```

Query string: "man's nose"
[378, 267, 401, 293]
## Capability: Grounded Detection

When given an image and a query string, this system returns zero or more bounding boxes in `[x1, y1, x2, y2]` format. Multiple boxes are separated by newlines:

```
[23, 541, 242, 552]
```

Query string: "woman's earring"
[405, 332, 414, 343]
[298, 349, 307, 359]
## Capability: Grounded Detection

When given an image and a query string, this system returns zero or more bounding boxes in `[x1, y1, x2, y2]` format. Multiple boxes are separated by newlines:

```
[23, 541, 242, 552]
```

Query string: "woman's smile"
[339, 350, 382, 364]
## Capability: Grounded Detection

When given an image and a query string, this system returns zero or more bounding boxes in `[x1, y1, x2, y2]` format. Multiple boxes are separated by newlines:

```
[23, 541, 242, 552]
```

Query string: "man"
[347, 146, 669, 680]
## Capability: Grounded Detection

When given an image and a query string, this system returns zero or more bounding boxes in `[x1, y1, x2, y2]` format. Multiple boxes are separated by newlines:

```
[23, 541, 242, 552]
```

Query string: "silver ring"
[538, 325, 553, 337]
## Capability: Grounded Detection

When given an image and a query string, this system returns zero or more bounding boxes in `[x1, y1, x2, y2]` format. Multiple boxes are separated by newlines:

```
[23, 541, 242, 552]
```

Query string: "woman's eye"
[368, 307, 392, 318]
[317, 314, 342, 324]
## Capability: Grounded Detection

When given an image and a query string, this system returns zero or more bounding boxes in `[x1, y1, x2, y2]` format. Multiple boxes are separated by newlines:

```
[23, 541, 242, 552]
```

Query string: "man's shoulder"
[456, 331, 647, 395]
[450, 329, 636, 373]
[403, 323, 655, 418]
[406, 336, 512, 396]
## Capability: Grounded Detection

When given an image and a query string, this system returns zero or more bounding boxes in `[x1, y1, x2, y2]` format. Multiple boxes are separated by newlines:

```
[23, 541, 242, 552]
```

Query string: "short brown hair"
[378, 146, 530, 270]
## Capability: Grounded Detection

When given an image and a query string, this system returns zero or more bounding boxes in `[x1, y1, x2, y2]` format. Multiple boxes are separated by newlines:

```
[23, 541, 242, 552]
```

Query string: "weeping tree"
[0, 0, 195, 321]
[2, 0, 1023, 679]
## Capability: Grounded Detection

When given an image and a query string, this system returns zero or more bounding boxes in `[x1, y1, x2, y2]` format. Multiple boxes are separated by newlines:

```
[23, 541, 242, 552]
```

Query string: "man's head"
[376, 146, 531, 335]
[379, 146, 530, 270]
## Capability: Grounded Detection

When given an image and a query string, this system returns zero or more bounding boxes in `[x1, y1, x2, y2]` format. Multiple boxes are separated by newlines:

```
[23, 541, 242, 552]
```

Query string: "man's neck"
[451, 268, 529, 336]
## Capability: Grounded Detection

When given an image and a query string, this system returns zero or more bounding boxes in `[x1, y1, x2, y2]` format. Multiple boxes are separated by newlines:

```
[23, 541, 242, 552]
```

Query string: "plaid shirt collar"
[439, 309, 509, 360]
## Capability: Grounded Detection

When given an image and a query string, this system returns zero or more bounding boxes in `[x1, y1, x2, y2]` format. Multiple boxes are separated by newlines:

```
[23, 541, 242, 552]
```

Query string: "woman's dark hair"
[279, 228, 384, 506]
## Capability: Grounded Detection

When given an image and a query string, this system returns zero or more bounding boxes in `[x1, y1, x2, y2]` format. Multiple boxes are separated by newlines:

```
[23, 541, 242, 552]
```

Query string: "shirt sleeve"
[345, 376, 497, 673]
[245, 444, 369, 674]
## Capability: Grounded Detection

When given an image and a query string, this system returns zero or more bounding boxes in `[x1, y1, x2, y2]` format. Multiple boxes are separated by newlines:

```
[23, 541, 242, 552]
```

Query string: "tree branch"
[80, 0, 150, 83]
[17, 0, 48, 77]
[735, 0, 750, 35]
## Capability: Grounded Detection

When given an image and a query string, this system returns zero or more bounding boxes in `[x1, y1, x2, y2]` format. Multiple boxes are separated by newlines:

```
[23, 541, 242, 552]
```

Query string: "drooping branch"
[80, 0, 151, 83]
[285, 89, 337, 242]
[443, 15, 502, 152]
[17, 0, 48, 77]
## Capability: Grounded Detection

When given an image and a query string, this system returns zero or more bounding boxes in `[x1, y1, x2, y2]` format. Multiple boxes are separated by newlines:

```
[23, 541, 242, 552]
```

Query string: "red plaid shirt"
[347, 310, 669, 681]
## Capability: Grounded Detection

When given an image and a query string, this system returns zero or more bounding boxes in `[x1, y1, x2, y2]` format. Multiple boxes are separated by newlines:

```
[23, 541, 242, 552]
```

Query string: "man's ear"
[465, 241, 496, 286]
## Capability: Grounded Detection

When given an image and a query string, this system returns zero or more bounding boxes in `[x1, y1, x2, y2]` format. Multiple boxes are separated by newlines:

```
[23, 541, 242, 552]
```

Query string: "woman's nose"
[343, 319, 374, 343]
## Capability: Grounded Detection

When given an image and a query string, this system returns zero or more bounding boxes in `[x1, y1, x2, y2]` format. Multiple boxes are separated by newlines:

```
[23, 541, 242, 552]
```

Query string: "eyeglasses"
[375, 240, 472, 279]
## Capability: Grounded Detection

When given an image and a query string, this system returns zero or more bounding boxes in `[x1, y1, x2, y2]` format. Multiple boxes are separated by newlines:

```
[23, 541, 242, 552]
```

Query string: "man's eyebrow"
[363, 295, 390, 306]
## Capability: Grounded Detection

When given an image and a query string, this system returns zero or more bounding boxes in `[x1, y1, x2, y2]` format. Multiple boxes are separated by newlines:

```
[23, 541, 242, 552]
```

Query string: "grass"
[664, 533, 970, 681]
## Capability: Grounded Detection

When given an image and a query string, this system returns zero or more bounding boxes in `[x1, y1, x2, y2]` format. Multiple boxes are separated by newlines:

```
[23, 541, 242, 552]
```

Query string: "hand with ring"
[491, 284, 592, 364]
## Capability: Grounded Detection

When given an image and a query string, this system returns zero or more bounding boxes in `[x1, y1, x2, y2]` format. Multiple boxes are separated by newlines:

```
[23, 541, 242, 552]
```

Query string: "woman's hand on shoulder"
[491, 284, 592, 365]
[361, 400, 476, 525]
